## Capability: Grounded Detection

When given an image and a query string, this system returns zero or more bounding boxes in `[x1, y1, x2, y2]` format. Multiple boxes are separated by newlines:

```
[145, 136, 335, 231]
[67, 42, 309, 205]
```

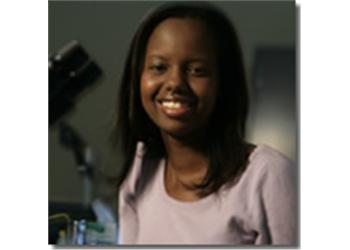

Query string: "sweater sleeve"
[260, 150, 298, 246]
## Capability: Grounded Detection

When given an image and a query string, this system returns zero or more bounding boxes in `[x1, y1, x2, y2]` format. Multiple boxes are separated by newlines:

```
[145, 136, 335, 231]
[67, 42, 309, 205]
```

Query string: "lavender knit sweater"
[118, 142, 297, 245]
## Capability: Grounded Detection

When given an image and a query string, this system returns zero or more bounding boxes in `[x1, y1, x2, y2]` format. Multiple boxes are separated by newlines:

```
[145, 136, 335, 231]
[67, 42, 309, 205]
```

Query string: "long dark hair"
[113, 2, 249, 196]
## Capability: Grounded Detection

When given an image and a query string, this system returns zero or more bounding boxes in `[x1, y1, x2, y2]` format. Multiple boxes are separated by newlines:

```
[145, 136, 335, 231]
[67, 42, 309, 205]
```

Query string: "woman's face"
[140, 18, 218, 139]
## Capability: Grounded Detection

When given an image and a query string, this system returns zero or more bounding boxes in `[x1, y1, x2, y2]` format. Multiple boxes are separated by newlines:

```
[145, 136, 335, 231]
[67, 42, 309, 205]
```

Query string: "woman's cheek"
[140, 74, 161, 113]
[141, 74, 159, 92]
[195, 80, 217, 111]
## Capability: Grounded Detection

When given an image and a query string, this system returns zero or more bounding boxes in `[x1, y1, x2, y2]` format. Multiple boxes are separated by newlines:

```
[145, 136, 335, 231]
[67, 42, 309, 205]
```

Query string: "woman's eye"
[148, 64, 167, 74]
[188, 67, 208, 76]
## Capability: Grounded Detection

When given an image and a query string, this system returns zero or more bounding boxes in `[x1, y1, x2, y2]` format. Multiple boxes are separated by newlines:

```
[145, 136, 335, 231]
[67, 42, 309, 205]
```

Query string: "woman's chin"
[160, 124, 195, 139]
[159, 122, 209, 143]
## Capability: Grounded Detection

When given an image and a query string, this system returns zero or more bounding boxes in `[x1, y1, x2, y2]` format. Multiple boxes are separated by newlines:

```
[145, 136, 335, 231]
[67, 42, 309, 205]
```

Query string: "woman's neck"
[161, 132, 209, 186]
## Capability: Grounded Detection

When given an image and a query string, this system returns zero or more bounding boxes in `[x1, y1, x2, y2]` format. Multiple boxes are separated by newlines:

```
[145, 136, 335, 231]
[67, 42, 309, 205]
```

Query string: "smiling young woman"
[113, 2, 297, 245]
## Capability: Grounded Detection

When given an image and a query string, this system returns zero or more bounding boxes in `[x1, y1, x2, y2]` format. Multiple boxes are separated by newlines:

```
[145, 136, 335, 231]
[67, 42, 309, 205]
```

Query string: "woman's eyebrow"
[186, 58, 210, 63]
[146, 54, 167, 60]
[147, 54, 211, 63]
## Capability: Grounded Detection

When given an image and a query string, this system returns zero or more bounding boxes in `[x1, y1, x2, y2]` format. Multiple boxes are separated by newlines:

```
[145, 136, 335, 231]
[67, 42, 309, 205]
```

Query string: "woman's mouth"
[157, 99, 194, 118]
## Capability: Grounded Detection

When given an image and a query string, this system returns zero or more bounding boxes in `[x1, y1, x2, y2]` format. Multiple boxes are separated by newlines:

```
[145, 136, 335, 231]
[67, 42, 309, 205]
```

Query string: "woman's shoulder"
[249, 144, 294, 169]
[236, 144, 296, 187]
[246, 144, 297, 186]
[222, 144, 297, 205]
[118, 142, 146, 197]
[119, 141, 161, 198]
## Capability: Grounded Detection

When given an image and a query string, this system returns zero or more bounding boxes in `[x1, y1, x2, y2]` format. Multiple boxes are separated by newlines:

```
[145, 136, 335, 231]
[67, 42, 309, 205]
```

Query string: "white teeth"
[162, 101, 182, 109]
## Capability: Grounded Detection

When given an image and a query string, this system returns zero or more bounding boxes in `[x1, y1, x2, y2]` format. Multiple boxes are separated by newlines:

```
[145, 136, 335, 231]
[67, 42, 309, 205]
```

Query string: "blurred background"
[48, 0, 296, 244]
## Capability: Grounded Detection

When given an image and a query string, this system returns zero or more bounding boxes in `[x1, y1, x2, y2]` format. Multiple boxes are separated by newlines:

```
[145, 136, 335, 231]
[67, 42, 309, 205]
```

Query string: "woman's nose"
[165, 67, 188, 93]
